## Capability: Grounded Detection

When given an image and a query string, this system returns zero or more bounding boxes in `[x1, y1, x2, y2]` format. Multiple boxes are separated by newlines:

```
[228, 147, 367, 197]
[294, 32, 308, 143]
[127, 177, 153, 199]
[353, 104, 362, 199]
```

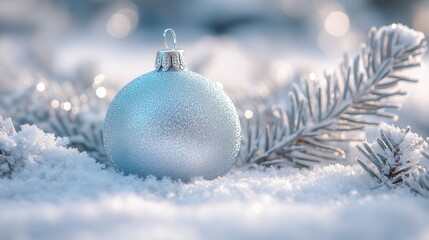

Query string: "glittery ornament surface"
[103, 70, 241, 181]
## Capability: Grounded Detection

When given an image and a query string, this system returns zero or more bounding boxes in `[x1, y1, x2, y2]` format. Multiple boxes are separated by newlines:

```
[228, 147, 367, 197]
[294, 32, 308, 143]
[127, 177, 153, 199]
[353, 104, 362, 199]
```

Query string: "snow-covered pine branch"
[357, 124, 427, 188]
[237, 24, 427, 168]
[0, 68, 109, 166]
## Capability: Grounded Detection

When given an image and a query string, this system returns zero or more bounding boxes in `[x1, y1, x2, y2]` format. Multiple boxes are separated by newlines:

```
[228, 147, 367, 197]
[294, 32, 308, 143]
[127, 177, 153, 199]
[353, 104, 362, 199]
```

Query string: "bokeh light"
[309, 72, 317, 81]
[50, 99, 60, 109]
[80, 94, 88, 103]
[36, 82, 46, 92]
[324, 11, 350, 37]
[106, 5, 139, 39]
[93, 74, 106, 85]
[61, 101, 72, 111]
[244, 110, 254, 119]
[96, 87, 107, 98]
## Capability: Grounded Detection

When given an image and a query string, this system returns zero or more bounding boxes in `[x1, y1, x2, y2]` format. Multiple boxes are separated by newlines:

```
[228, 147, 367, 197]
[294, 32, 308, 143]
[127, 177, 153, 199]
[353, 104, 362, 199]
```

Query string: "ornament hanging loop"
[163, 28, 177, 49]
[155, 28, 186, 71]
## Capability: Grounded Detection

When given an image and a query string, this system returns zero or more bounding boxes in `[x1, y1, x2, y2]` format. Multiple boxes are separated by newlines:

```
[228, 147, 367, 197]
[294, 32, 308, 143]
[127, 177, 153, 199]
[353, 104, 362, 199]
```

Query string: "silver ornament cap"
[155, 28, 187, 71]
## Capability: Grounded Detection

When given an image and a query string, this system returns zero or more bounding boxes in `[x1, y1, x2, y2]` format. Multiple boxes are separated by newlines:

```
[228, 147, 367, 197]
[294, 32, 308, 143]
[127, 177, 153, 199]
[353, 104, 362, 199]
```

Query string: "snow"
[2, 189, 429, 240]
[1, 123, 429, 239]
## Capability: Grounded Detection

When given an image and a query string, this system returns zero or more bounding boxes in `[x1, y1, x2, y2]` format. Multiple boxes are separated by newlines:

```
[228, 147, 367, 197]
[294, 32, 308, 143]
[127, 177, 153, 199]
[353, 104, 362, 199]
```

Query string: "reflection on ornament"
[103, 29, 241, 181]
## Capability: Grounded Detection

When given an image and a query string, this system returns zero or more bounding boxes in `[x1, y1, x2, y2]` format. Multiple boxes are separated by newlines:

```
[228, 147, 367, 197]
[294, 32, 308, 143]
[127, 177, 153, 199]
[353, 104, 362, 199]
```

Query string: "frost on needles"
[237, 24, 427, 168]
[357, 124, 427, 187]
[357, 124, 429, 197]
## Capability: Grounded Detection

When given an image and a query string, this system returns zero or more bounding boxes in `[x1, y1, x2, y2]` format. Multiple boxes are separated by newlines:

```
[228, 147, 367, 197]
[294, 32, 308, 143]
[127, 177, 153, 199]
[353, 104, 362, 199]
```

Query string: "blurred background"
[1, 0, 428, 85]
[0, 0, 428, 162]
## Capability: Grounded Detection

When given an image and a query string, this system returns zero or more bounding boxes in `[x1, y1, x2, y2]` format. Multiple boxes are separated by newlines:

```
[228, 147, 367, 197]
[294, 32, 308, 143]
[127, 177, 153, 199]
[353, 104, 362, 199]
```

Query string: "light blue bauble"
[103, 70, 241, 181]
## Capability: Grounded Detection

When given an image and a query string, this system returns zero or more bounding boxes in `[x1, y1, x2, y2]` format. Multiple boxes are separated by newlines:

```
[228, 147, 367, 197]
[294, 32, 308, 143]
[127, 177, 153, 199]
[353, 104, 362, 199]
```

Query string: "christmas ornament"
[103, 28, 241, 181]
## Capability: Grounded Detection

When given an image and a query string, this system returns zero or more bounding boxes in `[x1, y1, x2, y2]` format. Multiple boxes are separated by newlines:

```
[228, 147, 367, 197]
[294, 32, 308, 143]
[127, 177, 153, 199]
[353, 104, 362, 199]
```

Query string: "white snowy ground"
[1, 124, 429, 240]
